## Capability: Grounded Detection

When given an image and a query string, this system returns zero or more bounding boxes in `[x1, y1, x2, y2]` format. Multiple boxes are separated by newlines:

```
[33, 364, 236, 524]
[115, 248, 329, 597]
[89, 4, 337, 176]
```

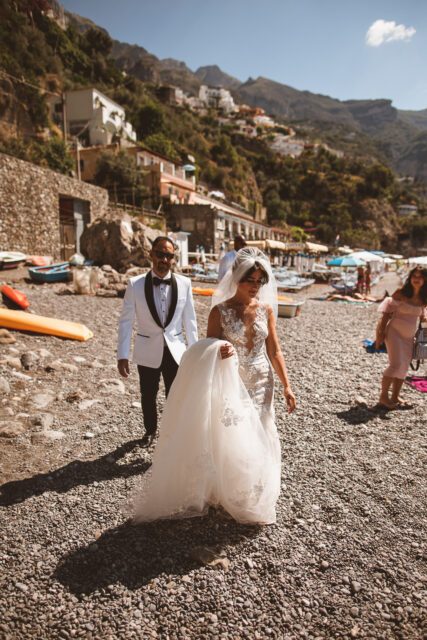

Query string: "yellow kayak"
[0, 308, 93, 341]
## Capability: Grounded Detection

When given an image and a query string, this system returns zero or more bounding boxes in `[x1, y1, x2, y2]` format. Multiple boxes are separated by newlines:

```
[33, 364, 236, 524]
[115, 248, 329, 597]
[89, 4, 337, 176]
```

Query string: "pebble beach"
[0, 276, 426, 639]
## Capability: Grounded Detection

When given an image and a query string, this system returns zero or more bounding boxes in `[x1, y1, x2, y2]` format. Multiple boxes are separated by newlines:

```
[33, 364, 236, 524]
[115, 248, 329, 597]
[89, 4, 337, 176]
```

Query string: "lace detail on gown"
[218, 303, 274, 419]
[132, 333, 281, 525]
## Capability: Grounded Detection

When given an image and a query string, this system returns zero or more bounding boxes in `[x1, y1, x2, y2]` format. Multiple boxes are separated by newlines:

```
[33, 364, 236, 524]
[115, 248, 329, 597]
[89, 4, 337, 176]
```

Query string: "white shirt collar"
[152, 270, 172, 280]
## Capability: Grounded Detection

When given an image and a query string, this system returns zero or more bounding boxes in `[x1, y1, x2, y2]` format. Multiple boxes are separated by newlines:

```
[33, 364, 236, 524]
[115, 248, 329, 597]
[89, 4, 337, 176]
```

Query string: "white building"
[397, 204, 418, 216]
[253, 114, 275, 128]
[49, 88, 137, 146]
[198, 85, 237, 115]
[270, 135, 306, 157]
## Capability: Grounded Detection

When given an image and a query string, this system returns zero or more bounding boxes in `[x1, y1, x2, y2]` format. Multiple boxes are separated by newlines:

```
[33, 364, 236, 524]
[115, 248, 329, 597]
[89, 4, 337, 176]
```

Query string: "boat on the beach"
[275, 269, 315, 292]
[0, 251, 27, 270]
[278, 299, 305, 318]
[28, 262, 71, 283]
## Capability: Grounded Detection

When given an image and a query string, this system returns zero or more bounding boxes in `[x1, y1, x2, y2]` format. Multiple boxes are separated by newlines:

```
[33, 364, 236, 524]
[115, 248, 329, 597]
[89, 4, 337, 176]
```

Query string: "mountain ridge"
[65, 9, 427, 181]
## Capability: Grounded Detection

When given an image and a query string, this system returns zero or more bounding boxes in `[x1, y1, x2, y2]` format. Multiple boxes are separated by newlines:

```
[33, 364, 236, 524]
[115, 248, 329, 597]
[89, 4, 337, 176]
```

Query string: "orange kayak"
[0, 308, 93, 341]
[192, 287, 215, 296]
[1, 284, 30, 310]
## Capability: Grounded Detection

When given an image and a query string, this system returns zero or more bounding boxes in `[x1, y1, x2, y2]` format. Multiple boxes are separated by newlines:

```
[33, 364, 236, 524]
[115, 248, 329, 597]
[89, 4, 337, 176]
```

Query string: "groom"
[117, 236, 198, 446]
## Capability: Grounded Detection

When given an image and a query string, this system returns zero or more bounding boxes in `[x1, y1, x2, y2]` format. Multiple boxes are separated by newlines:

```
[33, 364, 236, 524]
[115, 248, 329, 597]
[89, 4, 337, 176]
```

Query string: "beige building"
[167, 202, 288, 254]
[75, 143, 196, 210]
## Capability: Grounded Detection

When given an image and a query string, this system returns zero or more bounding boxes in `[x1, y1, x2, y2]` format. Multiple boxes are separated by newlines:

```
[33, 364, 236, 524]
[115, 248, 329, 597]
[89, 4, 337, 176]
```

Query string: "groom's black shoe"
[140, 433, 155, 448]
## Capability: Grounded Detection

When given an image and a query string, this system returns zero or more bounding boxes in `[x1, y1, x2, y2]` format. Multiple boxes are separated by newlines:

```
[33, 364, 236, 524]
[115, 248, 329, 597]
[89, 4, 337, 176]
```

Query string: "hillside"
[195, 65, 241, 90]
[0, 0, 426, 252]
[66, 10, 427, 181]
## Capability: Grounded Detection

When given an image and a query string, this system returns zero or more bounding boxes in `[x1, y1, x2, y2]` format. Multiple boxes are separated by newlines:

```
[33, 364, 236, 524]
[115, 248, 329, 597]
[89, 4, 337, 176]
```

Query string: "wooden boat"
[0, 308, 93, 341]
[0, 251, 27, 270]
[28, 262, 71, 283]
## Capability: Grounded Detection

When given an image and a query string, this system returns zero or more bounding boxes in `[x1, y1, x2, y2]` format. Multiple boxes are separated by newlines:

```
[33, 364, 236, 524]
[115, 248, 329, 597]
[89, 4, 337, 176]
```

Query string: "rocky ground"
[0, 274, 426, 639]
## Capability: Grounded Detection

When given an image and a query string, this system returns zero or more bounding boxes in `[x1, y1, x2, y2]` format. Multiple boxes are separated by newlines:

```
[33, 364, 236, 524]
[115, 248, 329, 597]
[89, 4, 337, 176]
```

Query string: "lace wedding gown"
[133, 303, 281, 525]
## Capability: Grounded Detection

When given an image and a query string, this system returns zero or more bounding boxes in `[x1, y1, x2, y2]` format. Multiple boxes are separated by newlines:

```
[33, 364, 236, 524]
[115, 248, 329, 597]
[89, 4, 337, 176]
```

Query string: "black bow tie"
[153, 276, 172, 286]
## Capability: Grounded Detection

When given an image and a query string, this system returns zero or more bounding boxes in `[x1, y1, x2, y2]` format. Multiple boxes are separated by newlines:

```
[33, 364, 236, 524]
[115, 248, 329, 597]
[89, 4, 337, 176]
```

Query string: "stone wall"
[0, 153, 109, 259]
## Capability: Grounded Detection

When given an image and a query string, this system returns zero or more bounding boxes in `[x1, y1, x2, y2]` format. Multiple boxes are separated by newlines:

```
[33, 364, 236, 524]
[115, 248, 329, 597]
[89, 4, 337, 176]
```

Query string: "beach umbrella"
[327, 255, 366, 267]
[348, 250, 385, 263]
[408, 256, 427, 266]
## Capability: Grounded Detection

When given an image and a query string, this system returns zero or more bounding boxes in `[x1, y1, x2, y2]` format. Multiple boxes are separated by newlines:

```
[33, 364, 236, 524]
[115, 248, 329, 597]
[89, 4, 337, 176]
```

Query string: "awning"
[284, 242, 305, 252]
[266, 239, 287, 250]
[408, 256, 427, 265]
[305, 241, 329, 253]
[245, 240, 266, 249]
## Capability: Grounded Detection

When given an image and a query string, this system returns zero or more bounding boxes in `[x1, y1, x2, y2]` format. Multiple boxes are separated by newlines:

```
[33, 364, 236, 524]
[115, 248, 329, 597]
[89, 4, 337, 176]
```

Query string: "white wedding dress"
[133, 303, 281, 525]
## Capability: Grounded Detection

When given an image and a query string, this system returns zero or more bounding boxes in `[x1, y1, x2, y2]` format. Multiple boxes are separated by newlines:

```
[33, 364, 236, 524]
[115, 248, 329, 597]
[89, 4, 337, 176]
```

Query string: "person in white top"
[218, 234, 246, 281]
[117, 237, 198, 447]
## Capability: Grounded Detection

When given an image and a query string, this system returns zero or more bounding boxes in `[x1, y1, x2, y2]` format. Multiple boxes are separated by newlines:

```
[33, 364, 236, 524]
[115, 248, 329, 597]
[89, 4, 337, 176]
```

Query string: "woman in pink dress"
[375, 267, 427, 408]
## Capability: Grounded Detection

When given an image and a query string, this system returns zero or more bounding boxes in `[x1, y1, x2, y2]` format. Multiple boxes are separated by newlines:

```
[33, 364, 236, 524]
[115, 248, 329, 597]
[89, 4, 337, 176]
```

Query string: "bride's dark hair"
[238, 262, 269, 285]
[401, 267, 427, 304]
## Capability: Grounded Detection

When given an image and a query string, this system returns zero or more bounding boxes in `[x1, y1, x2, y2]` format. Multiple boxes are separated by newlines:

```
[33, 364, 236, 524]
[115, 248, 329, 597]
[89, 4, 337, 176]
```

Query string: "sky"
[61, 0, 427, 111]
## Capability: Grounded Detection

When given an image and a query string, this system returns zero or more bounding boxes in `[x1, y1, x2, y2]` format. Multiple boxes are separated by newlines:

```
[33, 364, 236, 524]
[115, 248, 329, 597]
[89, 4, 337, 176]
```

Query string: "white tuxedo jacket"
[117, 271, 198, 368]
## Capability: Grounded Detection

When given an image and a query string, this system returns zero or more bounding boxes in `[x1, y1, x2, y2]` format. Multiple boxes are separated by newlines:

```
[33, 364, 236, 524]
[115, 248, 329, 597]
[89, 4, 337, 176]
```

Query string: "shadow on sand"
[0, 439, 150, 507]
[54, 514, 260, 595]
[337, 404, 393, 425]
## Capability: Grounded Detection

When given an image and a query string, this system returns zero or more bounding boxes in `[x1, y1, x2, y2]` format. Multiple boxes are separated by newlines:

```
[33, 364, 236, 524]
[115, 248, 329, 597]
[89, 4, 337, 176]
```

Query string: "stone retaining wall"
[0, 153, 109, 258]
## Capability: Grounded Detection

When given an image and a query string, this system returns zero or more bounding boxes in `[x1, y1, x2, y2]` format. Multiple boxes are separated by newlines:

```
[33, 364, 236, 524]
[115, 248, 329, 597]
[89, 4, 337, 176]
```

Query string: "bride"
[133, 248, 296, 525]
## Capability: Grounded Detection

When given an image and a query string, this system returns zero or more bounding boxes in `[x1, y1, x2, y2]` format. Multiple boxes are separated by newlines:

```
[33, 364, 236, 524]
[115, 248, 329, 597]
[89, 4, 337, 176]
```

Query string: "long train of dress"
[133, 333, 281, 525]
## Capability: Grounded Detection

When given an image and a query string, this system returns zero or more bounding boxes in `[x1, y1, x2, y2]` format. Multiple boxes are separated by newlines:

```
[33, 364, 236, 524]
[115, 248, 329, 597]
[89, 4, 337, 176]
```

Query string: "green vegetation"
[93, 151, 147, 206]
[0, 0, 425, 250]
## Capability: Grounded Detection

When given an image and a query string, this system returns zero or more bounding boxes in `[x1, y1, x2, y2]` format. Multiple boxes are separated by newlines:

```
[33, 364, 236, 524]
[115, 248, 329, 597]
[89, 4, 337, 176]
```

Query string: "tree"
[143, 133, 179, 162]
[135, 103, 165, 139]
[94, 151, 147, 206]
[81, 27, 113, 57]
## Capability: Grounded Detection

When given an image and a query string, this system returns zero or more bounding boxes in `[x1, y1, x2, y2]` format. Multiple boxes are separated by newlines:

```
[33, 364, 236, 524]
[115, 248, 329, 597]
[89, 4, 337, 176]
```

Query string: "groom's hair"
[151, 236, 177, 251]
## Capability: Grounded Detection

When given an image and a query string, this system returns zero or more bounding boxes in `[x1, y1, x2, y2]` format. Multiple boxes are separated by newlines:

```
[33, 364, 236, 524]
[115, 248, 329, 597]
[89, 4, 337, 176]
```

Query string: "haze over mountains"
[69, 11, 427, 182]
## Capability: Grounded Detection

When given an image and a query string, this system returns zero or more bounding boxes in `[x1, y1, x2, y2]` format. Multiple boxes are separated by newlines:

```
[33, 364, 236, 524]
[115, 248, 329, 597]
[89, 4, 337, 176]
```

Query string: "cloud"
[366, 19, 416, 47]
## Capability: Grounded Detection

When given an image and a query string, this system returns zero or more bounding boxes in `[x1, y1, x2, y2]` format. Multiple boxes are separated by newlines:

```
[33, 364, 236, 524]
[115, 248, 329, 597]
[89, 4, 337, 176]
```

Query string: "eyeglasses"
[154, 250, 175, 260]
[242, 278, 265, 286]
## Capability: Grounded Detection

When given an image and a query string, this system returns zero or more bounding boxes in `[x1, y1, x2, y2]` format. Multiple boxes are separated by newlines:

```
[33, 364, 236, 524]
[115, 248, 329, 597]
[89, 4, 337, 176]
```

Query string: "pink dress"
[378, 297, 424, 379]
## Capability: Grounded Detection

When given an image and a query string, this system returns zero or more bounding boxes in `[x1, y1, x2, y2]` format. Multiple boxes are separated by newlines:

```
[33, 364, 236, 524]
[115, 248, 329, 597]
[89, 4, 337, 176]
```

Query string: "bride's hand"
[220, 343, 234, 359]
[284, 387, 296, 413]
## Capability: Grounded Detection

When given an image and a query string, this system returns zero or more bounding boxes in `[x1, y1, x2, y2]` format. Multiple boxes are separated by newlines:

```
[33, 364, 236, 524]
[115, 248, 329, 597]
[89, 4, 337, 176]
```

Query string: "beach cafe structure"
[246, 240, 329, 269]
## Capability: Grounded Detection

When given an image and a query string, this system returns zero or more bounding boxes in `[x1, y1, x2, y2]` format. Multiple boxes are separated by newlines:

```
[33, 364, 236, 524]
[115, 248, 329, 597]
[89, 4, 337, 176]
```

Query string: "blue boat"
[28, 262, 71, 283]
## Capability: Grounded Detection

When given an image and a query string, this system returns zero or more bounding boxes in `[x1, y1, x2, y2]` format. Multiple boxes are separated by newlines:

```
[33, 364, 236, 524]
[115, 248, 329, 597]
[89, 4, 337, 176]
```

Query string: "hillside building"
[49, 88, 136, 146]
[397, 204, 418, 217]
[75, 143, 196, 209]
[198, 85, 237, 114]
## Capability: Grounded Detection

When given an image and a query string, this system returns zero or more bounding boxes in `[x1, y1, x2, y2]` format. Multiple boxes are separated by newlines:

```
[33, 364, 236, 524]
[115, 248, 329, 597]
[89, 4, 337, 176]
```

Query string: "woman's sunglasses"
[241, 277, 266, 286]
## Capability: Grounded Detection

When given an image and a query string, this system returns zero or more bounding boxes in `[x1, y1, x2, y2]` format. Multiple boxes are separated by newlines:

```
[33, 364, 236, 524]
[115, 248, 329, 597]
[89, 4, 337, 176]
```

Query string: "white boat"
[0, 251, 27, 270]
[278, 299, 305, 318]
[276, 272, 315, 292]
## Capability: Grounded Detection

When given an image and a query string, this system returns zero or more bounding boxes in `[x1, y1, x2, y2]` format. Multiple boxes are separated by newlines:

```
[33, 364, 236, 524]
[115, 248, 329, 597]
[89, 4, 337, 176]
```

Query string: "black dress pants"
[137, 344, 179, 436]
